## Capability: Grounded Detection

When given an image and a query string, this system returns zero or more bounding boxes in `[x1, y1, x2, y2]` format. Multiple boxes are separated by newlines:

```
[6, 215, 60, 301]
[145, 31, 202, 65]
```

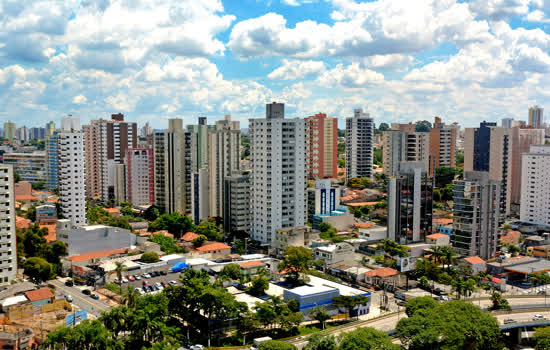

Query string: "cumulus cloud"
[72, 94, 87, 104]
[361, 54, 415, 70]
[268, 59, 325, 80]
[317, 63, 384, 88]
[467, 0, 530, 20]
[524, 10, 550, 23]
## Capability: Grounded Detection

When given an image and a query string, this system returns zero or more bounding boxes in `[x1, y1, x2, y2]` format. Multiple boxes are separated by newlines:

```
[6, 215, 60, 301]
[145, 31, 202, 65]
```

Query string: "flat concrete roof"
[286, 285, 336, 296]
[307, 275, 368, 297]
[504, 259, 550, 274]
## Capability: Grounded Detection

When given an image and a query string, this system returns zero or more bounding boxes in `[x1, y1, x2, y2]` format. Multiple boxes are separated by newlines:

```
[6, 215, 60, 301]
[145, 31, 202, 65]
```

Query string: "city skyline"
[0, 0, 549, 129]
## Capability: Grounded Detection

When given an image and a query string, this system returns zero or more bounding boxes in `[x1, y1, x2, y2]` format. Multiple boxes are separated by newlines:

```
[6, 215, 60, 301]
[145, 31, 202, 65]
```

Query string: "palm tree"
[114, 261, 125, 285]
[430, 246, 445, 265]
[122, 286, 138, 308]
[441, 246, 457, 272]
[501, 223, 512, 235]
[464, 278, 477, 298]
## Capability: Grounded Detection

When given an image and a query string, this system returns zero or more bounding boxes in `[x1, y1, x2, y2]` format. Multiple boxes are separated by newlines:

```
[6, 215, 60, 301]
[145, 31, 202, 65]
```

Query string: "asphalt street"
[49, 278, 111, 317]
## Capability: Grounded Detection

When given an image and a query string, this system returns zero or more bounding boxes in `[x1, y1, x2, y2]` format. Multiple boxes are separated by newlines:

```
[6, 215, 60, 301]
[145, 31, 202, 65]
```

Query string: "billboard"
[65, 309, 87, 326]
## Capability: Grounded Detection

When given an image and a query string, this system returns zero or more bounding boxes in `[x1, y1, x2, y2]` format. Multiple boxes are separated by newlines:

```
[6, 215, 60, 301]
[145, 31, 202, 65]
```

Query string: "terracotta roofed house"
[461, 256, 486, 275]
[24, 288, 54, 306]
[182, 232, 199, 242]
[195, 242, 231, 257]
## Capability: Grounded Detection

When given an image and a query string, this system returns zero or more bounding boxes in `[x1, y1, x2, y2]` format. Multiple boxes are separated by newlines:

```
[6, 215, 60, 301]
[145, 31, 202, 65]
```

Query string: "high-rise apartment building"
[529, 105, 544, 129]
[345, 109, 374, 181]
[140, 122, 152, 137]
[307, 179, 340, 221]
[208, 115, 241, 218]
[223, 171, 251, 236]
[3, 121, 16, 141]
[249, 102, 307, 244]
[29, 127, 45, 140]
[465, 122, 544, 216]
[0, 165, 17, 285]
[17, 126, 29, 143]
[188, 117, 209, 170]
[83, 114, 137, 202]
[45, 121, 56, 137]
[58, 117, 86, 227]
[2, 152, 46, 183]
[387, 162, 433, 244]
[305, 113, 338, 180]
[502, 118, 514, 128]
[191, 168, 210, 224]
[452, 171, 501, 260]
[45, 131, 59, 190]
[125, 148, 154, 207]
[154, 119, 196, 214]
[520, 145, 550, 225]
[383, 128, 430, 177]
[429, 116, 457, 176]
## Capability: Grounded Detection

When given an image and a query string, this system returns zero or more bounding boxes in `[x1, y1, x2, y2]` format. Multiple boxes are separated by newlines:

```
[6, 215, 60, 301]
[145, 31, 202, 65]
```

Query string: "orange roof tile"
[182, 232, 199, 242]
[15, 195, 38, 201]
[345, 201, 381, 207]
[39, 224, 56, 243]
[66, 248, 127, 262]
[463, 256, 485, 265]
[433, 218, 453, 225]
[196, 242, 231, 252]
[355, 222, 375, 229]
[16, 216, 31, 229]
[426, 233, 448, 239]
[104, 208, 120, 214]
[364, 267, 399, 278]
[239, 260, 264, 268]
[25, 288, 54, 302]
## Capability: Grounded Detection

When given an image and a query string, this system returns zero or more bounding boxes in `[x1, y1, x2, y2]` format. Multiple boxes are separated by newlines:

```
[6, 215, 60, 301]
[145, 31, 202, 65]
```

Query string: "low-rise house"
[461, 256, 486, 275]
[313, 242, 355, 266]
[129, 221, 148, 233]
[273, 226, 317, 256]
[0, 295, 28, 312]
[24, 288, 54, 306]
[39, 224, 56, 242]
[531, 245, 550, 259]
[362, 267, 402, 288]
[432, 218, 453, 232]
[15, 216, 30, 230]
[357, 225, 387, 243]
[239, 260, 266, 275]
[425, 233, 450, 246]
[36, 203, 57, 224]
[104, 208, 121, 218]
[195, 242, 231, 257]
[500, 231, 521, 245]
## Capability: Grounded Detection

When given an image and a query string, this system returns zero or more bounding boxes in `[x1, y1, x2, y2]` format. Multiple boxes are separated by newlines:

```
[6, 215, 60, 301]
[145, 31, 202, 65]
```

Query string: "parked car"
[161, 281, 169, 288]
[65, 295, 73, 302]
[121, 277, 129, 283]
[142, 273, 151, 279]
[90, 294, 99, 300]
[160, 270, 167, 276]
[533, 314, 547, 321]
[65, 280, 74, 287]
[504, 319, 516, 324]
[127, 275, 135, 281]
[396, 300, 406, 307]
[144, 285, 152, 293]
[154, 282, 163, 290]
[190, 345, 204, 350]
[82, 289, 91, 295]
[538, 290, 547, 295]
[151, 284, 159, 292]
[143, 280, 151, 287]
[135, 288, 145, 296]
[169, 280, 177, 286]
[114, 278, 119, 284]
[134, 275, 141, 280]
[151, 271, 159, 277]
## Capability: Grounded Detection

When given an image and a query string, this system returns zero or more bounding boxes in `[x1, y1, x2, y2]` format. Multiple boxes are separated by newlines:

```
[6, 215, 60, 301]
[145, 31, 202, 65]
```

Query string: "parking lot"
[113, 269, 183, 294]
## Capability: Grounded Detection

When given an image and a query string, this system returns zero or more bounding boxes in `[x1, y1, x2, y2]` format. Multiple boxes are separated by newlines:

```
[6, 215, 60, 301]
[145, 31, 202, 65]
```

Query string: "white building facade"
[520, 145, 550, 225]
[58, 117, 86, 227]
[345, 109, 374, 181]
[0, 165, 17, 285]
[250, 102, 307, 244]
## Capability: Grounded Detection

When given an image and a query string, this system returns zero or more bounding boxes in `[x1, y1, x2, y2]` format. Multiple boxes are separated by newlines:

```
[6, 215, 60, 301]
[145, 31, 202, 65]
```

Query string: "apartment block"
[83, 113, 137, 202]
[429, 116, 457, 176]
[125, 148, 154, 206]
[520, 145, 550, 225]
[305, 113, 338, 180]
[58, 117, 86, 227]
[0, 165, 17, 285]
[45, 132, 58, 190]
[250, 102, 307, 244]
[223, 171, 251, 236]
[208, 115, 241, 218]
[529, 105, 544, 129]
[3, 121, 16, 141]
[2, 152, 46, 183]
[383, 128, 430, 177]
[387, 162, 434, 244]
[452, 171, 501, 260]
[191, 168, 210, 225]
[45, 121, 56, 137]
[345, 109, 374, 181]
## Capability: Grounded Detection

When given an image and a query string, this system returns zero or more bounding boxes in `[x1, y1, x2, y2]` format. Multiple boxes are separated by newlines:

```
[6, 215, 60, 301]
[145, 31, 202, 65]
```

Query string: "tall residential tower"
[345, 109, 374, 181]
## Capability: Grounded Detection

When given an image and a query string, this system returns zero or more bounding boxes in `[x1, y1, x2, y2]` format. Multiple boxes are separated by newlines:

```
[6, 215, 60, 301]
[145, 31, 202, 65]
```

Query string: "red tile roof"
[364, 267, 399, 278]
[182, 232, 199, 242]
[16, 216, 31, 229]
[345, 201, 381, 207]
[15, 195, 38, 201]
[239, 260, 264, 268]
[25, 288, 54, 302]
[463, 256, 485, 265]
[104, 208, 120, 214]
[66, 248, 127, 262]
[354, 222, 375, 229]
[196, 242, 231, 253]
[433, 218, 453, 225]
[426, 233, 448, 239]
[39, 224, 56, 242]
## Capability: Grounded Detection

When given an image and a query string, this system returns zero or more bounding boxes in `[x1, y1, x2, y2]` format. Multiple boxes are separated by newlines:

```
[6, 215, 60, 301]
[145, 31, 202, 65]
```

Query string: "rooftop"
[239, 260, 264, 268]
[182, 232, 199, 242]
[463, 256, 486, 265]
[196, 242, 231, 252]
[364, 267, 399, 278]
[25, 288, 54, 302]
[433, 218, 453, 225]
[39, 224, 56, 242]
[104, 208, 120, 214]
[15, 195, 38, 201]
[426, 233, 449, 239]
[66, 248, 127, 262]
[15, 216, 30, 229]
[287, 284, 336, 296]
[504, 259, 550, 274]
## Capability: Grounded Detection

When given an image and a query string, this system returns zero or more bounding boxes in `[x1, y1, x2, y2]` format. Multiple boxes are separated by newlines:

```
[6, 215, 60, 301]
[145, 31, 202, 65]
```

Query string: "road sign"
[65, 309, 87, 326]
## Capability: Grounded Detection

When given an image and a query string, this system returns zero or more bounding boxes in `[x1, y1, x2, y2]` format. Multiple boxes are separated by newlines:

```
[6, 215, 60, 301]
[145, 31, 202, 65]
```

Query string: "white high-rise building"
[58, 117, 86, 227]
[249, 102, 307, 244]
[0, 165, 17, 285]
[208, 115, 241, 218]
[383, 129, 430, 177]
[520, 145, 550, 225]
[345, 109, 374, 181]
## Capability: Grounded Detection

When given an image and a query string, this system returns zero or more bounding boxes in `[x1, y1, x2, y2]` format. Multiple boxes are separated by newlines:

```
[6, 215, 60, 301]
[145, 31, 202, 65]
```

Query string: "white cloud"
[72, 94, 87, 104]
[524, 9, 550, 23]
[317, 63, 384, 88]
[281, 0, 315, 6]
[268, 59, 325, 80]
[467, 0, 530, 20]
[362, 54, 415, 70]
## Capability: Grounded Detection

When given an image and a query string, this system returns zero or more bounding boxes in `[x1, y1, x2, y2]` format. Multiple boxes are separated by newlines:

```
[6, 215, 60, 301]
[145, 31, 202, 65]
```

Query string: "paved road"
[49, 279, 111, 317]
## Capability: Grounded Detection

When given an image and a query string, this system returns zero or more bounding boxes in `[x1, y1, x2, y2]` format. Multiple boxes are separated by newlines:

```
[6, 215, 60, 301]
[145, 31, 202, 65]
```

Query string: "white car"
[533, 314, 547, 321]
[114, 278, 119, 284]
[190, 345, 204, 350]
[134, 275, 141, 280]
[65, 295, 73, 302]
[154, 282, 163, 291]
[142, 273, 151, 279]
[135, 288, 145, 295]
[169, 280, 177, 286]
[121, 277, 129, 283]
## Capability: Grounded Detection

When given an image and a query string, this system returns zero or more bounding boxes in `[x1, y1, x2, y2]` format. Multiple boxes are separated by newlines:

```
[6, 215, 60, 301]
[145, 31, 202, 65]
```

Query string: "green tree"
[247, 274, 269, 297]
[429, 245, 445, 264]
[435, 167, 461, 188]
[192, 234, 208, 247]
[258, 340, 297, 350]
[23, 257, 52, 283]
[346, 177, 362, 188]
[148, 213, 194, 239]
[278, 246, 313, 287]
[414, 120, 432, 132]
[337, 158, 345, 168]
[534, 326, 550, 350]
[405, 296, 438, 317]
[456, 152, 464, 165]
[107, 216, 132, 230]
[378, 122, 390, 131]
[150, 234, 185, 254]
[142, 205, 161, 221]
[195, 220, 223, 241]
[418, 276, 430, 290]
[309, 306, 331, 330]
[304, 333, 337, 350]
[377, 239, 409, 257]
[339, 327, 399, 350]
[373, 148, 383, 167]
[44, 320, 112, 350]
[114, 261, 125, 285]
[86, 206, 109, 224]
[140, 252, 160, 263]
[31, 181, 45, 190]
[25, 206, 36, 222]
[14, 171, 22, 183]
[318, 222, 332, 233]
[397, 300, 500, 350]
[441, 246, 457, 271]
[219, 263, 242, 281]
[489, 291, 511, 311]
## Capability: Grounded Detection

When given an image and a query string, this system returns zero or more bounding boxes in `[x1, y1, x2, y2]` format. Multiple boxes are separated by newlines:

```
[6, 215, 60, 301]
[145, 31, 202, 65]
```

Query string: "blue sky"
[1, 0, 550, 130]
